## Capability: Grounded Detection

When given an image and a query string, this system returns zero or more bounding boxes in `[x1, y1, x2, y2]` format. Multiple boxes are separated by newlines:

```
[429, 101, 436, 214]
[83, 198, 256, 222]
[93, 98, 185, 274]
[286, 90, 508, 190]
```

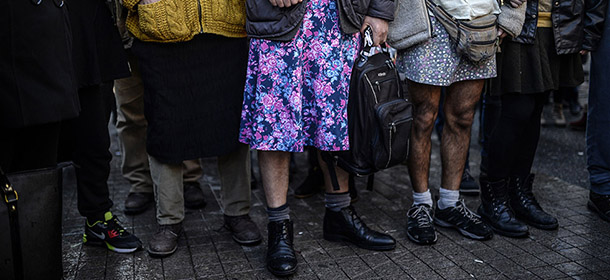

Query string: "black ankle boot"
[509, 174, 559, 230]
[323, 205, 395, 251]
[478, 177, 529, 237]
[266, 220, 297, 276]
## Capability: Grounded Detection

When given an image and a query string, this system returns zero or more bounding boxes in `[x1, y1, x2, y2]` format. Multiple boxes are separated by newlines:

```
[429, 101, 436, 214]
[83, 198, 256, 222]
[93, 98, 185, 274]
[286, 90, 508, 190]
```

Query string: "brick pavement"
[62, 138, 610, 280]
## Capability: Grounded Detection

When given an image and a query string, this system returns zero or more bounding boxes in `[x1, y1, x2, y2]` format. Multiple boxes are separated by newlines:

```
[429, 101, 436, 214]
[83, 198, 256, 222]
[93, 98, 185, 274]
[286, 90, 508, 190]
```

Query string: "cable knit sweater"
[123, 0, 246, 42]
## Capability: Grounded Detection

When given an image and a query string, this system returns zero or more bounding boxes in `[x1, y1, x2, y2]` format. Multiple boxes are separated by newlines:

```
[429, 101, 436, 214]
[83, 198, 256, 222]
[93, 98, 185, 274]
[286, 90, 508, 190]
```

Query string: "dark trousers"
[487, 93, 548, 180]
[0, 122, 61, 173]
[59, 83, 114, 220]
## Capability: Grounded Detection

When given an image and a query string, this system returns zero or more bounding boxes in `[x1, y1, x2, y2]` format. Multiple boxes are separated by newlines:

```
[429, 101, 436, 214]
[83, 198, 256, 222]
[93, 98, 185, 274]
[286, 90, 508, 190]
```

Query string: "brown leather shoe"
[147, 223, 183, 258]
[184, 182, 206, 209]
[224, 214, 262, 245]
[124, 192, 154, 215]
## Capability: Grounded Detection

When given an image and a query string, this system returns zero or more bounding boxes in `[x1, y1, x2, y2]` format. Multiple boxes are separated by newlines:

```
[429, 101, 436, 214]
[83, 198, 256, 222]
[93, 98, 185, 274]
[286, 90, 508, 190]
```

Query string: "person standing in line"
[585, 0, 610, 222]
[111, 1, 206, 215]
[240, 0, 396, 276]
[58, 0, 142, 253]
[123, 0, 262, 257]
[481, 0, 607, 237]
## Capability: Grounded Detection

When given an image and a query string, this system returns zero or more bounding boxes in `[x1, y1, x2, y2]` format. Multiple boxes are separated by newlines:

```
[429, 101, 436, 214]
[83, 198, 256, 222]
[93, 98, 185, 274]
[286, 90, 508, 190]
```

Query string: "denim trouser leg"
[587, 9, 610, 195]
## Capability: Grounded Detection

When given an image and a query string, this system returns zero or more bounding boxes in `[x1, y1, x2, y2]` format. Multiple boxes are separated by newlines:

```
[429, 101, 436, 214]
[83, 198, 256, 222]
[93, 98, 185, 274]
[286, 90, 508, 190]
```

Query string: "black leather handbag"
[1, 165, 66, 280]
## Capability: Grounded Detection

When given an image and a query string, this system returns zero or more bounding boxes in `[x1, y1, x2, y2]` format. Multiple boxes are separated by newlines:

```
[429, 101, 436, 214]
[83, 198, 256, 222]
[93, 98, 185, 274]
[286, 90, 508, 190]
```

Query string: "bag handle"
[1, 167, 24, 280]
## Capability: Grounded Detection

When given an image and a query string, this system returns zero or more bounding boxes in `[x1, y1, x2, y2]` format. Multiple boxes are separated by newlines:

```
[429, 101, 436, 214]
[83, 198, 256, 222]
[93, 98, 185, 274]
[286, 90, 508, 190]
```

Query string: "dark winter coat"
[246, 0, 396, 40]
[512, 0, 608, 54]
[0, 0, 80, 128]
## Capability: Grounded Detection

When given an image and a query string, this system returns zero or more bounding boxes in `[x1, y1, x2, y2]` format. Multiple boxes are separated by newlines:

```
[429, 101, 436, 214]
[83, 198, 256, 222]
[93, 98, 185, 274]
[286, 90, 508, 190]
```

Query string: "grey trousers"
[114, 52, 201, 194]
[149, 143, 252, 225]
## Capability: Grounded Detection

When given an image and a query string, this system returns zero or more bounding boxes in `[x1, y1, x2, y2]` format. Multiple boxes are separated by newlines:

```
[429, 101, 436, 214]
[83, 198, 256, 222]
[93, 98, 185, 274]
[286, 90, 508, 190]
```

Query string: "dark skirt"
[132, 34, 248, 163]
[491, 27, 584, 95]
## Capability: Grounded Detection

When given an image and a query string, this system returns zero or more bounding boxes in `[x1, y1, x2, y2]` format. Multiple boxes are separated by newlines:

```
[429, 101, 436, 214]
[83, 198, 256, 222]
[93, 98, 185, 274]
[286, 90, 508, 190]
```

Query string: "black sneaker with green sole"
[83, 211, 142, 253]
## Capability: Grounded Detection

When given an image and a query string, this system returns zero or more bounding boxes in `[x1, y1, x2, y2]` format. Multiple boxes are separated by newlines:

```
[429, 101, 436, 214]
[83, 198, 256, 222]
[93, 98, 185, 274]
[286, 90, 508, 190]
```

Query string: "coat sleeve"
[583, 0, 609, 51]
[367, 0, 396, 21]
[498, 2, 527, 38]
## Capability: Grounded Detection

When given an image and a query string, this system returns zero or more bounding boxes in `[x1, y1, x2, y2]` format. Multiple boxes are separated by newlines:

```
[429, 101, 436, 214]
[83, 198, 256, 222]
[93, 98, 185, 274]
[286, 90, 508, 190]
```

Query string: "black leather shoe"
[588, 190, 610, 222]
[294, 167, 323, 198]
[267, 220, 297, 276]
[324, 205, 395, 251]
[124, 192, 154, 215]
[509, 174, 559, 230]
[224, 214, 262, 245]
[184, 182, 206, 209]
[478, 177, 529, 237]
[148, 223, 183, 258]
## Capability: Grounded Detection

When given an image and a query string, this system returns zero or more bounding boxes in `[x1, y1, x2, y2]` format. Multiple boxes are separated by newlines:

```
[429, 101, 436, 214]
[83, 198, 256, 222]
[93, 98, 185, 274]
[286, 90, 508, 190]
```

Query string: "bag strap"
[320, 152, 341, 191]
[1, 167, 24, 280]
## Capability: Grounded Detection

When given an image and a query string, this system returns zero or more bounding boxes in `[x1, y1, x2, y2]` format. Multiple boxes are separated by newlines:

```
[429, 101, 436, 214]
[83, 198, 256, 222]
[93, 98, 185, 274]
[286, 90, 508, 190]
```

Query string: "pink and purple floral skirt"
[239, 0, 360, 152]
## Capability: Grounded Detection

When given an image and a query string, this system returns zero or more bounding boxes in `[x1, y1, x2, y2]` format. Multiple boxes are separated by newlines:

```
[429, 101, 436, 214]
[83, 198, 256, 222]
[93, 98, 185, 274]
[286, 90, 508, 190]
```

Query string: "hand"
[360, 16, 389, 46]
[497, 28, 508, 39]
[509, 0, 526, 8]
[269, 0, 302, 8]
[140, 0, 162, 4]
[580, 50, 589, 56]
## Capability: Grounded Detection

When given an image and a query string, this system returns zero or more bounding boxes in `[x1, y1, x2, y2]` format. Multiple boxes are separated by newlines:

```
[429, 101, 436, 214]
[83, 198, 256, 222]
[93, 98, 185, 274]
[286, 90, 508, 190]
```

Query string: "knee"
[412, 108, 438, 135]
[445, 108, 475, 131]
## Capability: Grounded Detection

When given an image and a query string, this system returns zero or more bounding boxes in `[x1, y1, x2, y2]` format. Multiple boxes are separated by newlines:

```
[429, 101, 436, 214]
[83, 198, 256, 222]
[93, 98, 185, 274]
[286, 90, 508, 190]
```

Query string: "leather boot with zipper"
[509, 174, 559, 230]
[478, 177, 529, 237]
[266, 219, 297, 276]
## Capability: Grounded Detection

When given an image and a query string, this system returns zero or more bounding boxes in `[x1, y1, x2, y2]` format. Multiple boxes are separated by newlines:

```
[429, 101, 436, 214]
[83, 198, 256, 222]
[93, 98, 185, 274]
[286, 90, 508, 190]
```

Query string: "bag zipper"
[385, 117, 413, 168]
[364, 74, 379, 104]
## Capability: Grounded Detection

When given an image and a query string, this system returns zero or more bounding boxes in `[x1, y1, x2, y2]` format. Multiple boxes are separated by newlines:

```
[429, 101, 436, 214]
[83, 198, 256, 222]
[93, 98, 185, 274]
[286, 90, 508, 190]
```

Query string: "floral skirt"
[397, 15, 497, 86]
[239, 0, 359, 152]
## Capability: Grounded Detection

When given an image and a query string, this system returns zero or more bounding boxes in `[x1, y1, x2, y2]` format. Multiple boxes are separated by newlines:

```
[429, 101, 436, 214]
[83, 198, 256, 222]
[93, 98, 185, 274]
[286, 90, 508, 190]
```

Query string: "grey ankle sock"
[267, 204, 290, 222]
[325, 192, 351, 212]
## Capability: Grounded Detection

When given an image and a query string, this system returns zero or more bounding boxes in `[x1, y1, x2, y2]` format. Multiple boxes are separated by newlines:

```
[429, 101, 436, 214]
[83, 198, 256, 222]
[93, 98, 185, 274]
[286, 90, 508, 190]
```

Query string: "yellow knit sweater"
[123, 0, 246, 43]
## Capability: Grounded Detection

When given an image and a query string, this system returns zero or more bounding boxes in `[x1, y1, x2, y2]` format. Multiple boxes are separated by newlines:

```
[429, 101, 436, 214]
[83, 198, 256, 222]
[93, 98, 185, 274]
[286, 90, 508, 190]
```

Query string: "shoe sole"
[147, 246, 177, 258]
[588, 201, 610, 222]
[434, 218, 492, 241]
[406, 230, 437, 245]
[477, 217, 529, 238]
[513, 214, 559, 230]
[267, 264, 297, 277]
[459, 189, 480, 196]
[232, 235, 263, 246]
[323, 233, 396, 251]
[84, 239, 141, 254]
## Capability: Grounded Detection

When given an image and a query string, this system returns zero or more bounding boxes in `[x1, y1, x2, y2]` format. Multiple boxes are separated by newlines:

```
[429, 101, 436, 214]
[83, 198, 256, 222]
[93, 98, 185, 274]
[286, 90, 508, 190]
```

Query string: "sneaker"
[83, 211, 142, 253]
[552, 103, 567, 127]
[434, 200, 493, 240]
[459, 168, 479, 195]
[588, 190, 610, 222]
[184, 182, 206, 209]
[406, 204, 437, 245]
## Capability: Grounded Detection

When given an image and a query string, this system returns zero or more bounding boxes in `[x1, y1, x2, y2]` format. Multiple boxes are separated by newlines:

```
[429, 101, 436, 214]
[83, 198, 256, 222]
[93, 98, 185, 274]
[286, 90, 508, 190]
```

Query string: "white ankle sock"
[438, 188, 459, 210]
[413, 190, 433, 206]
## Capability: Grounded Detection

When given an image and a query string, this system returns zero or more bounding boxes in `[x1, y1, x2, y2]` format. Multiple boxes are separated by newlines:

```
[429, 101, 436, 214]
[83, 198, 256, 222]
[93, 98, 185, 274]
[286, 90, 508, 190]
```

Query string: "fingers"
[290, 0, 299, 5]
[275, 0, 294, 7]
[269, 0, 278, 6]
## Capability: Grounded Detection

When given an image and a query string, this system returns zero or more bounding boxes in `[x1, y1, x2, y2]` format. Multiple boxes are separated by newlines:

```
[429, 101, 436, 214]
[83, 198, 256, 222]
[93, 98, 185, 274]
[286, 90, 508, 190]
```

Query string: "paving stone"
[555, 262, 591, 276]
[530, 266, 569, 278]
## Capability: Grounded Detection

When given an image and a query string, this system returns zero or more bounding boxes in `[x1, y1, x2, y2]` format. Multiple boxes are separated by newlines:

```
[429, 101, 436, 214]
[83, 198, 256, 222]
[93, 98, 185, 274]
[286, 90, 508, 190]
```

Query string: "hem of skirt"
[406, 74, 494, 87]
[240, 139, 348, 153]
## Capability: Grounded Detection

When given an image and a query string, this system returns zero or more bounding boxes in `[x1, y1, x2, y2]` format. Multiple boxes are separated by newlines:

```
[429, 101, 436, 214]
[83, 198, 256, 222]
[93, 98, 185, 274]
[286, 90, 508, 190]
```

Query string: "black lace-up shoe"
[184, 182, 206, 209]
[509, 174, 558, 230]
[267, 220, 297, 276]
[83, 211, 142, 253]
[435, 200, 493, 240]
[478, 178, 529, 237]
[323, 205, 395, 251]
[147, 223, 183, 258]
[406, 204, 437, 245]
[588, 190, 610, 222]
[124, 192, 154, 215]
[224, 214, 262, 245]
[459, 168, 480, 195]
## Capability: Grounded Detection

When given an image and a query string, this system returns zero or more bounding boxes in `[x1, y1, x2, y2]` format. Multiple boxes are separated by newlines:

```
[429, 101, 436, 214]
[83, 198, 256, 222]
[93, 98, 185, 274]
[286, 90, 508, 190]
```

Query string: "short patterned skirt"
[239, 0, 360, 152]
[397, 15, 497, 86]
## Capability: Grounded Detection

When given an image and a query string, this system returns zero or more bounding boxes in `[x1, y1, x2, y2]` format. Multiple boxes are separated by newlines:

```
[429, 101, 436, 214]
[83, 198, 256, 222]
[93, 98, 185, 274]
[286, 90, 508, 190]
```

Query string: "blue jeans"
[587, 4, 610, 195]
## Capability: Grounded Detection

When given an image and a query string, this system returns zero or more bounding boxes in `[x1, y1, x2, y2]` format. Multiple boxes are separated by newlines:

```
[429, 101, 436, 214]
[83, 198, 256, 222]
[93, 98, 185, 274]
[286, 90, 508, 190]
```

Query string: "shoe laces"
[410, 205, 433, 228]
[104, 216, 128, 237]
[455, 200, 483, 224]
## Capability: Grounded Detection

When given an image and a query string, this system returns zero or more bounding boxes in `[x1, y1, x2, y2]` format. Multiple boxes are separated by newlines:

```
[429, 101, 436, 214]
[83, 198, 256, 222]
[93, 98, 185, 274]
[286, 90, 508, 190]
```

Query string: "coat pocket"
[137, 0, 193, 42]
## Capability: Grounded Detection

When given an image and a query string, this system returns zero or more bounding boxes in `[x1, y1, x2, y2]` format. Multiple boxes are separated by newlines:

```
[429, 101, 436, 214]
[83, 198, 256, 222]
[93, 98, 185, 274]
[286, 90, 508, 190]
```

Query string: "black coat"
[65, 0, 130, 88]
[246, 0, 396, 40]
[0, 0, 80, 128]
[512, 0, 608, 54]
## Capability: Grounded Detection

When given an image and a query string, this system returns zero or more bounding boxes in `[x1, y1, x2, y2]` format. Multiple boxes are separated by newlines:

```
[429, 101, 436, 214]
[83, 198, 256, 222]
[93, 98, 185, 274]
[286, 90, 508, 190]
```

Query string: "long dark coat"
[0, 0, 80, 128]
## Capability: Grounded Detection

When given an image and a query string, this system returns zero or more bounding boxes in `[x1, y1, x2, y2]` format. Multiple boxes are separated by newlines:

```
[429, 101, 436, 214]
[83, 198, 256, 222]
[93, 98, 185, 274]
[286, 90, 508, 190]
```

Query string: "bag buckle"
[3, 184, 19, 204]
